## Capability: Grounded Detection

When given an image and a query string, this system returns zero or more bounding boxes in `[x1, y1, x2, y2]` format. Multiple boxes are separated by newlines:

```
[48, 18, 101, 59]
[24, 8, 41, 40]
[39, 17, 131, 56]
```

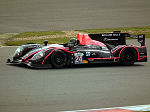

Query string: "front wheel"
[51, 50, 67, 68]
[120, 48, 137, 66]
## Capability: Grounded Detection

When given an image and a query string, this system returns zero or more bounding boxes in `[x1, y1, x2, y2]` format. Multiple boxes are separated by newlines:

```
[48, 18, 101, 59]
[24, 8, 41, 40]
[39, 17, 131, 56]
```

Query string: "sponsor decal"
[86, 52, 90, 56]
[104, 38, 119, 41]
[102, 33, 120, 36]
[83, 60, 88, 64]
[91, 52, 97, 56]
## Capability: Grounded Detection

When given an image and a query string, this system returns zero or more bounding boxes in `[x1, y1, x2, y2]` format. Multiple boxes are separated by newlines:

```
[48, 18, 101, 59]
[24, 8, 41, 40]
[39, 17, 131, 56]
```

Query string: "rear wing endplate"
[129, 34, 145, 46]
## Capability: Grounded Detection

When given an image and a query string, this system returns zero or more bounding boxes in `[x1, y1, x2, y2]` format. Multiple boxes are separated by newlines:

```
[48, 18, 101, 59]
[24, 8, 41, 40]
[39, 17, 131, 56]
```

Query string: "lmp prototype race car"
[7, 31, 147, 68]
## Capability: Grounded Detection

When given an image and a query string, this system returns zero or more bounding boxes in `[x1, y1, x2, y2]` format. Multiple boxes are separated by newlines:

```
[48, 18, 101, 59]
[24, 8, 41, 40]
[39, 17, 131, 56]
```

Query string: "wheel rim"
[54, 53, 65, 65]
[124, 50, 135, 63]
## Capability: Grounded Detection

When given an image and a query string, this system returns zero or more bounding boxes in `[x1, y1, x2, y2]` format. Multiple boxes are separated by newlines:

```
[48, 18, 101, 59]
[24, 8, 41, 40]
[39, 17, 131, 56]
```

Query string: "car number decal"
[74, 53, 84, 64]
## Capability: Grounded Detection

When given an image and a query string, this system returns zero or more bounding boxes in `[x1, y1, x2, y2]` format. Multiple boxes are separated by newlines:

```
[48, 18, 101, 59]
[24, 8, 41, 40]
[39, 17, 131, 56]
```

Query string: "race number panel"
[74, 53, 84, 64]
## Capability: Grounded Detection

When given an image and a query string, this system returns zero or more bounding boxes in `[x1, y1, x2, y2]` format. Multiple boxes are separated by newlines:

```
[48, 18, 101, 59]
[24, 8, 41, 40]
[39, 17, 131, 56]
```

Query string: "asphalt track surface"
[0, 0, 150, 33]
[0, 39, 150, 112]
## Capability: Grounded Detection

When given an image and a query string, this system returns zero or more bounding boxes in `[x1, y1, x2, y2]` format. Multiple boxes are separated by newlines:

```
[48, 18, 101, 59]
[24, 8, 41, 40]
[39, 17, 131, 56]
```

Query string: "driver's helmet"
[68, 38, 77, 46]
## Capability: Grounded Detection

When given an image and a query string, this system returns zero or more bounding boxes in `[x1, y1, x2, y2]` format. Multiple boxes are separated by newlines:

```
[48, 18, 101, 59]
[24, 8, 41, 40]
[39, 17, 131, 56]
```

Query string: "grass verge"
[78, 26, 150, 33]
[5, 37, 72, 46]
[12, 31, 65, 38]
[78, 26, 150, 39]
[3, 26, 150, 46]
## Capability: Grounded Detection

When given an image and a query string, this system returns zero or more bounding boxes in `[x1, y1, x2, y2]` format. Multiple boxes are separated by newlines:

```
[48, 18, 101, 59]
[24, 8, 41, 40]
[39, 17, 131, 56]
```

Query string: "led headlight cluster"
[31, 51, 45, 60]
[13, 46, 23, 57]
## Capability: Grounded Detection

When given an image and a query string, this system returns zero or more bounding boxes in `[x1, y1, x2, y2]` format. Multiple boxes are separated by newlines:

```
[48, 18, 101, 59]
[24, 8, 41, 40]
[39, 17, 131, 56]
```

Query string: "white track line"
[60, 104, 150, 112]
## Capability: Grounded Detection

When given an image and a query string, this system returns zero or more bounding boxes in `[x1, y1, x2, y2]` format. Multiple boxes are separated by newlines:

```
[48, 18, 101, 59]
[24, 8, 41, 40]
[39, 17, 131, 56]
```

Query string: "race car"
[7, 31, 147, 68]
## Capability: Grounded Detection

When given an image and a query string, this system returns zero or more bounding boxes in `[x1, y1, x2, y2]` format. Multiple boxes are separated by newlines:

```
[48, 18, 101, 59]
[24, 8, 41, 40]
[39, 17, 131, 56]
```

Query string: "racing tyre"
[120, 48, 137, 66]
[51, 50, 67, 68]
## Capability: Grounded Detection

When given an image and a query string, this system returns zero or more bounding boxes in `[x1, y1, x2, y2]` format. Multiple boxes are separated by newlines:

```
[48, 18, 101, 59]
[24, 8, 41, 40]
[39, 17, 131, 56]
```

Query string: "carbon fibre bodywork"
[7, 31, 147, 68]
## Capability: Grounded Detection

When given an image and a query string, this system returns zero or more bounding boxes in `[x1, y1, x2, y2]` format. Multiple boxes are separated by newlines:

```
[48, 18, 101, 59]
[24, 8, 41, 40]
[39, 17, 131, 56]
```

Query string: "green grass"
[3, 26, 150, 46]
[78, 26, 150, 38]
[0, 33, 19, 39]
[12, 31, 65, 38]
[5, 37, 72, 46]
[2, 31, 65, 46]
[78, 26, 150, 33]
[0, 33, 19, 46]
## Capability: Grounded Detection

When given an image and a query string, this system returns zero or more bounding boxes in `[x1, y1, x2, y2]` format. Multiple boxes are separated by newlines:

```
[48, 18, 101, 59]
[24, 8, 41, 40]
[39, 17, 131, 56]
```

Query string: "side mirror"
[44, 40, 48, 46]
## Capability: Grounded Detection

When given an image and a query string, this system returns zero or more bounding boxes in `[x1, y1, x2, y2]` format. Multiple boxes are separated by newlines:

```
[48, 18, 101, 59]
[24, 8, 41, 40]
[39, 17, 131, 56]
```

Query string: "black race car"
[7, 31, 147, 68]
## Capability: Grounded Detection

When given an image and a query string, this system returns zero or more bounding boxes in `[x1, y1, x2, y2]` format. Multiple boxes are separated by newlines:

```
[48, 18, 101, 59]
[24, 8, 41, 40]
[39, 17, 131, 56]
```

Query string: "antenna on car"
[113, 31, 121, 33]
[44, 40, 48, 46]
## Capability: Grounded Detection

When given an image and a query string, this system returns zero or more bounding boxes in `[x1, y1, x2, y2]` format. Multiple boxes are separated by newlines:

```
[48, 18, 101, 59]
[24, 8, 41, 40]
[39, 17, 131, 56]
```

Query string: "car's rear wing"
[129, 34, 145, 46]
[88, 31, 145, 46]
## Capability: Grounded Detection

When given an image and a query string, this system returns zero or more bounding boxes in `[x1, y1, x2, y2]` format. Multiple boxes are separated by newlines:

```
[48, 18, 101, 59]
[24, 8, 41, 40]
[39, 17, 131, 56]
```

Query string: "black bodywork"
[7, 31, 147, 68]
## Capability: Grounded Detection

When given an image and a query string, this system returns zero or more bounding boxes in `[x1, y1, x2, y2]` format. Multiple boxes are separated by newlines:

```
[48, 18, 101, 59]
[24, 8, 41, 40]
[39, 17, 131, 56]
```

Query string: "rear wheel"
[51, 50, 67, 68]
[120, 48, 137, 66]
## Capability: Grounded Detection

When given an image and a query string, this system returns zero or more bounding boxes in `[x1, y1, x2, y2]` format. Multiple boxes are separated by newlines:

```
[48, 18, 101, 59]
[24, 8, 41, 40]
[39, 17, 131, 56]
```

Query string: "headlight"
[31, 51, 45, 60]
[13, 46, 23, 57]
